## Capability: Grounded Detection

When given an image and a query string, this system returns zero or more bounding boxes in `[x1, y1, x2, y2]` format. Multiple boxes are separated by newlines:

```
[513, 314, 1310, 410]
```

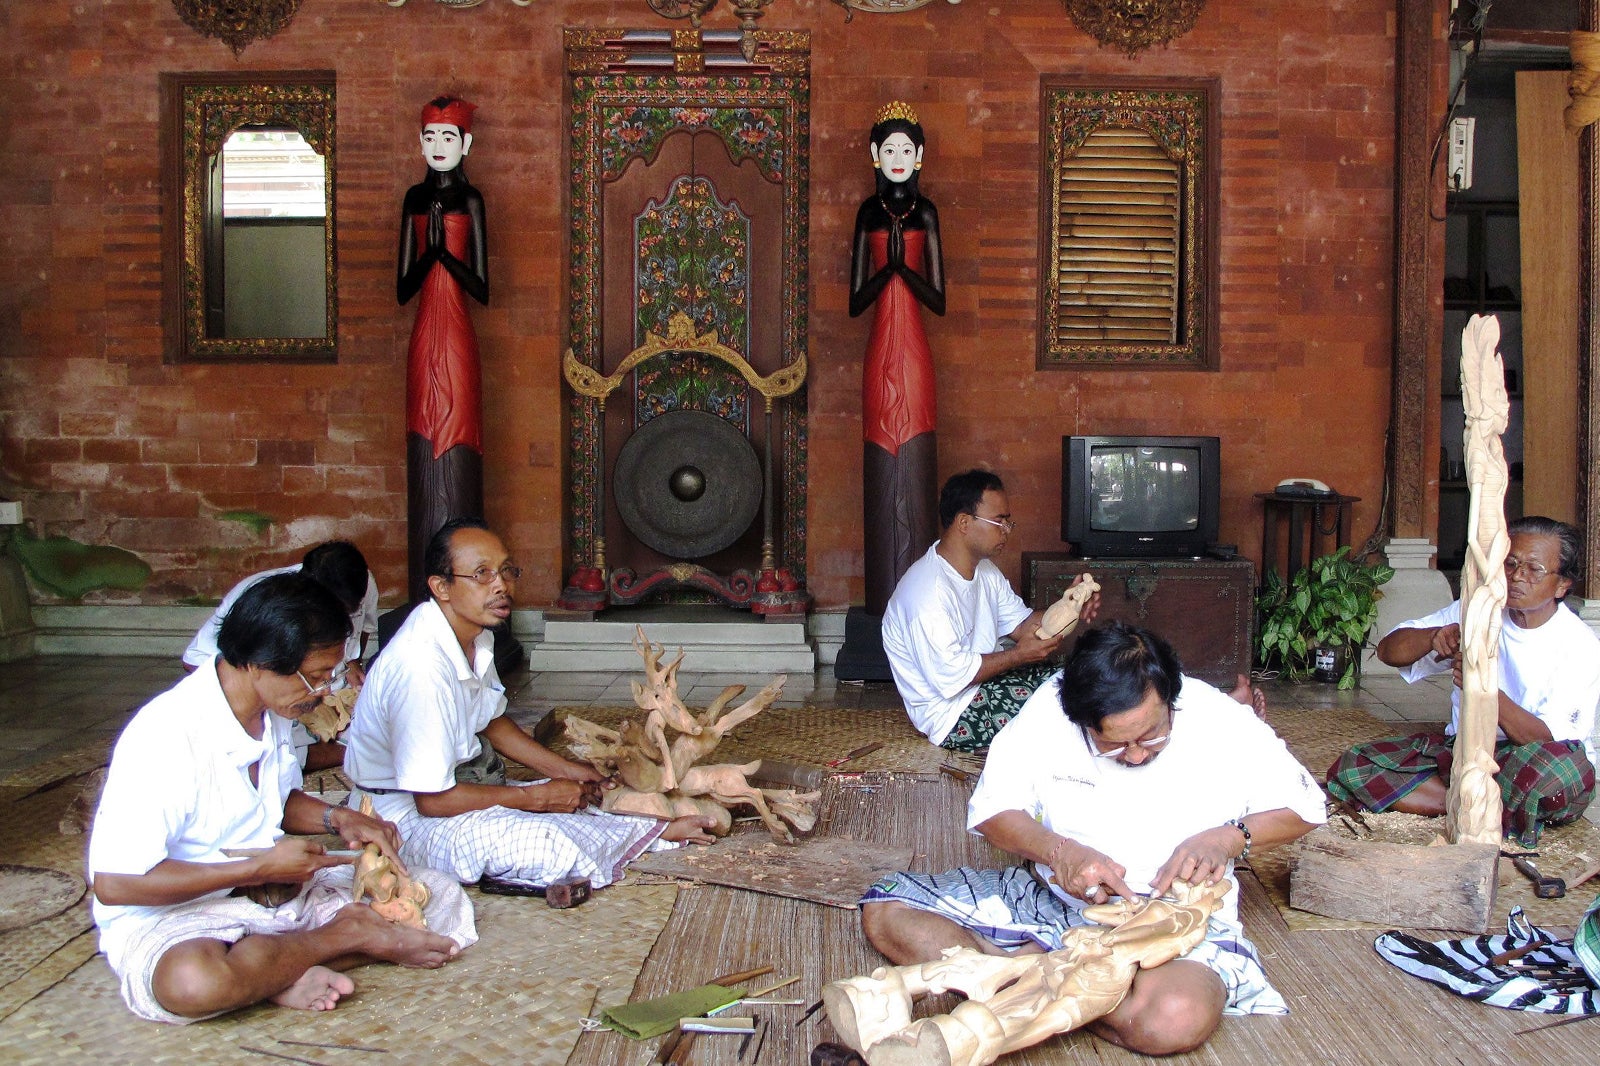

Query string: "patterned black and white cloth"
[1375, 906, 1600, 1014]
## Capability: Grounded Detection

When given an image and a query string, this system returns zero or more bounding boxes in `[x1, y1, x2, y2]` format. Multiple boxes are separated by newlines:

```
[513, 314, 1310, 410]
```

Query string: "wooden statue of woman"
[398, 96, 489, 604]
[851, 101, 946, 615]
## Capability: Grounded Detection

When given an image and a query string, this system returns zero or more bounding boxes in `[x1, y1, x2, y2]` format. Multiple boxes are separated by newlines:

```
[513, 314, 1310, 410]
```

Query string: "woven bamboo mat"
[0, 882, 680, 1066]
[548, 704, 951, 775]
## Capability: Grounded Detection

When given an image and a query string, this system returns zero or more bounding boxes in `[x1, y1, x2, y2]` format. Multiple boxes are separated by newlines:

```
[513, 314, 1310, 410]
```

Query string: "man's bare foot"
[332, 903, 460, 968]
[1228, 674, 1267, 720]
[662, 814, 719, 845]
[271, 965, 355, 1011]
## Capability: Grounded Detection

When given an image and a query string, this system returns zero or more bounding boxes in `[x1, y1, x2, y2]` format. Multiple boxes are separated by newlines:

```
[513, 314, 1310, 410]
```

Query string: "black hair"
[300, 540, 368, 614]
[938, 469, 1005, 530]
[1508, 515, 1582, 585]
[1058, 621, 1184, 730]
[217, 572, 352, 674]
[424, 516, 491, 584]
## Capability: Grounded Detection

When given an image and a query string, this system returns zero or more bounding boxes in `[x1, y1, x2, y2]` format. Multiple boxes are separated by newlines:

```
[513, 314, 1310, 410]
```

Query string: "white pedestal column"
[1360, 537, 1454, 677]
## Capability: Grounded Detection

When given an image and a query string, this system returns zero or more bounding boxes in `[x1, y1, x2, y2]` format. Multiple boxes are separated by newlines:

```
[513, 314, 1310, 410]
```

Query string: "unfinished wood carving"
[1036, 574, 1100, 639]
[564, 627, 820, 844]
[1449, 314, 1510, 846]
[350, 796, 432, 929]
[825, 880, 1229, 1065]
[299, 686, 357, 742]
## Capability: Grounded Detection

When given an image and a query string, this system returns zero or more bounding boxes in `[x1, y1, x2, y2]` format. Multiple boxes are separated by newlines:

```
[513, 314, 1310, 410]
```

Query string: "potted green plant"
[1255, 547, 1395, 689]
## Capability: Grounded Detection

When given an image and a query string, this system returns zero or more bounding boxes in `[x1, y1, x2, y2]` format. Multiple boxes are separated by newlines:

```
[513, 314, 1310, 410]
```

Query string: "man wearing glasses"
[88, 573, 474, 1023]
[859, 622, 1324, 1055]
[1328, 515, 1600, 846]
[341, 518, 717, 894]
[182, 540, 380, 772]
[882, 469, 1097, 751]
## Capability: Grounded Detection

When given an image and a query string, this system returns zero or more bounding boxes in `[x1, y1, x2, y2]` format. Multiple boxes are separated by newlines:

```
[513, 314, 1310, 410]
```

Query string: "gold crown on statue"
[876, 100, 919, 125]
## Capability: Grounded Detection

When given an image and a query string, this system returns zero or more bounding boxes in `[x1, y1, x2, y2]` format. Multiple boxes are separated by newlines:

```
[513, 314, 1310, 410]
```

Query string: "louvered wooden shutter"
[1054, 127, 1180, 345]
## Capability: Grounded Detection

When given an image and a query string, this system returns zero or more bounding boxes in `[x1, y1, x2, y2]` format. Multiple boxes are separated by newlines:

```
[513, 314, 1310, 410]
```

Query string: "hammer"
[1511, 855, 1566, 899]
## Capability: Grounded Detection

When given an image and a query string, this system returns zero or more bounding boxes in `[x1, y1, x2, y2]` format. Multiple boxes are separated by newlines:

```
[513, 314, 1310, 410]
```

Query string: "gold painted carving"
[1060, 0, 1209, 58]
[563, 311, 807, 405]
[170, 0, 303, 55]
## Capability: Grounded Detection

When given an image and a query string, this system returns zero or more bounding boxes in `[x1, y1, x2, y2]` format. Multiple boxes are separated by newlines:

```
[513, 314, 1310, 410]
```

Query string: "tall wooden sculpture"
[398, 96, 488, 604]
[1447, 314, 1511, 845]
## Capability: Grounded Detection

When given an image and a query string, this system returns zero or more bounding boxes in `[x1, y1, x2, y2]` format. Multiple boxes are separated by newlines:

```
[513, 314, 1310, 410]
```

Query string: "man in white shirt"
[183, 541, 380, 772]
[860, 622, 1325, 1055]
[882, 470, 1093, 751]
[341, 518, 716, 892]
[1328, 516, 1599, 846]
[89, 573, 473, 1024]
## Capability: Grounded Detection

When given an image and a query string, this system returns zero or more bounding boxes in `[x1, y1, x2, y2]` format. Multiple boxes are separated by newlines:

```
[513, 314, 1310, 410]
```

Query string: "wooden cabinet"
[1023, 554, 1255, 689]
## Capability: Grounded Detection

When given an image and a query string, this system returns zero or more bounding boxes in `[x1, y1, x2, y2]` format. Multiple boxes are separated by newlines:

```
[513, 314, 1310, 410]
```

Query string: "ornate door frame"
[560, 28, 811, 611]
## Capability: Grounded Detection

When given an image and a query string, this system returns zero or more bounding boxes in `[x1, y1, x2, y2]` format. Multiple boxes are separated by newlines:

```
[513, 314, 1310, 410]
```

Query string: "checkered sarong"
[861, 866, 1288, 1015]
[1325, 731, 1595, 846]
[941, 663, 1059, 752]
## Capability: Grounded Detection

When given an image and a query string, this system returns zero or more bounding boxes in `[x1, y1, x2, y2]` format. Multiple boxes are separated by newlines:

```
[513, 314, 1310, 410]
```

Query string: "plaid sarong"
[1326, 731, 1596, 847]
[940, 663, 1059, 753]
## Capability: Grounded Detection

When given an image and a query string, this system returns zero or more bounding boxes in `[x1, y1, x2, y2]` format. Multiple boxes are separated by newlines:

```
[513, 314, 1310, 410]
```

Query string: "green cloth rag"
[601, 983, 744, 1040]
[1576, 889, 1600, 986]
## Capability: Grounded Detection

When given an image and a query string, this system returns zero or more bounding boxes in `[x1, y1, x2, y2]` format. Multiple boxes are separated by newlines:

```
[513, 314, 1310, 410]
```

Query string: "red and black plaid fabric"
[1326, 731, 1596, 846]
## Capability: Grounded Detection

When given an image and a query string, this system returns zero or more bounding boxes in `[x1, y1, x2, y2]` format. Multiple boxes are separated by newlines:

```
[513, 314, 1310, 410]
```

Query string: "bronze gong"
[612, 409, 762, 559]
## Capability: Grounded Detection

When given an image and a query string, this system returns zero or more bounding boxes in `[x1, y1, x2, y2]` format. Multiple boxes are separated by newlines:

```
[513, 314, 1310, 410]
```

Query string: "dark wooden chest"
[1022, 554, 1256, 689]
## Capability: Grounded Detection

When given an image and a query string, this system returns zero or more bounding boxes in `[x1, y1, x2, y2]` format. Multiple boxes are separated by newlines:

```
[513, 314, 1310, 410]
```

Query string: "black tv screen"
[1062, 435, 1220, 557]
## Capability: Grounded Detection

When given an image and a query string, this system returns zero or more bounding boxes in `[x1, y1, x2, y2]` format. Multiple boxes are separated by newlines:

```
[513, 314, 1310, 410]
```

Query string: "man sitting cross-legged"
[88, 573, 474, 1024]
[341, 518, 716, 893]
[882, 469, 1099, 752]
[859, 623, 1325, 1055]
[1328, 515, 1600, 847]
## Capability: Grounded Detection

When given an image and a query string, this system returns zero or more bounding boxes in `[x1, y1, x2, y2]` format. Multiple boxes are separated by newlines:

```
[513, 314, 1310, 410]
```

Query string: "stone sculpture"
[824, 879, 1229, 1066]
[564, 628, 820, 844]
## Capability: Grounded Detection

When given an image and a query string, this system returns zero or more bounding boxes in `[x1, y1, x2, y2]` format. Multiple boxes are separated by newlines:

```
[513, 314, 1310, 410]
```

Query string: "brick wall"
[0, 0, 1410, 610]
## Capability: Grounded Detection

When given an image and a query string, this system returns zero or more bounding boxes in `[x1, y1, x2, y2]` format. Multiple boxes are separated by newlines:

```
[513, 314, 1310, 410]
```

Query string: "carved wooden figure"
[565, 634, 818, 844]
[350, 796, 432, 930]
[1036, 574, 1100, 640]
[1449, 314, 1510, 846]
[824, 880, 1229, 1066]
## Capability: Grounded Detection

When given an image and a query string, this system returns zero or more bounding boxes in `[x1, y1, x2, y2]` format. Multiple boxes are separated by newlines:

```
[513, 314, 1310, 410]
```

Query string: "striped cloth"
[1376, 907, 1600, 1014]
[861, 866, 1288, 1015]
[1325, 731, 1595, 847]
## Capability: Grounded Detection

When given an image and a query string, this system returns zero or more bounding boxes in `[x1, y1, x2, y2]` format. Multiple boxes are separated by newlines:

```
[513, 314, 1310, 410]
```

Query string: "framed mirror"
[161, 70, 336, 363]
[1036, 76, 1219, 371]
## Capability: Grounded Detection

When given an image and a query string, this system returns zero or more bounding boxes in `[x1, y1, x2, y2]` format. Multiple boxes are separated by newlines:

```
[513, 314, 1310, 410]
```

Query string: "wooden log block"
[1287, 828, 1499, 933]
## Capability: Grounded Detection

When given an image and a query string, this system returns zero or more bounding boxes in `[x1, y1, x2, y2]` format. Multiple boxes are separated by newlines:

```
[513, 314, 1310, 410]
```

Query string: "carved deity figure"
[399, 95, 489, 603]
[851, 101, 946, 615]
[1447, 314, 1510, 845]
[824, 880, 1230, 1066]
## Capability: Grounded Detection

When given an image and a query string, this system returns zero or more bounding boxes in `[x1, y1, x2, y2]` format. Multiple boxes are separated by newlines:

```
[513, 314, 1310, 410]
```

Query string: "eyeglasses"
[970, 514, 1015, 533]
[448, 564, 523, 586]
[297, 662, 350, 698]
[1503, 556, 1553, 580]
[1087, 732, 1171, 760]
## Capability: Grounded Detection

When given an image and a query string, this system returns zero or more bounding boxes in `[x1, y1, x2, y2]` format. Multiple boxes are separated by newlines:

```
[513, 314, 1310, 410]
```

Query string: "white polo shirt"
[340, 599, 507, 822]
[87, 662, 302, 972]
[183, 564, 379, 669]
[882, 543, 1034, 744]
[968, 672, 1328, 925]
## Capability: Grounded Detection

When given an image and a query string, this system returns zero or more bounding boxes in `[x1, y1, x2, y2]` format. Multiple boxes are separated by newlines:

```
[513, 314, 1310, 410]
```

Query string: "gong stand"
[561, 312, 808, 614]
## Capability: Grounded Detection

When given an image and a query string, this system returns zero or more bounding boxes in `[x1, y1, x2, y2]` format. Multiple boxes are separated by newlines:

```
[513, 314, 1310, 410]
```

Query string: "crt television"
[1062, 435, 1221, 558]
